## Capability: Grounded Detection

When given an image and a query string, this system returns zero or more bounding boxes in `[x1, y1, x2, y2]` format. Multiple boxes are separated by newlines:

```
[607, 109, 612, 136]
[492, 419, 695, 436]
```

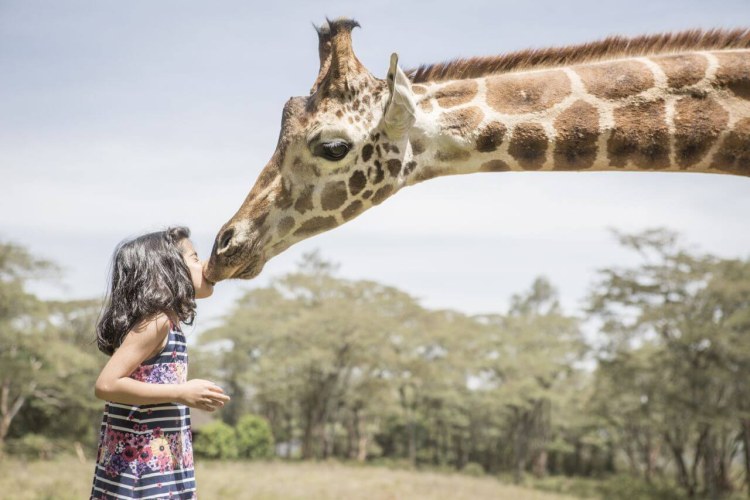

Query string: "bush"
[462, 462, 485, 477]
[530, 474, 685, 500]
[235, 414, 274, 459]
[193, 421, 238, 459]
[6, 433, 57, 459]
[597, 475, 684, 500]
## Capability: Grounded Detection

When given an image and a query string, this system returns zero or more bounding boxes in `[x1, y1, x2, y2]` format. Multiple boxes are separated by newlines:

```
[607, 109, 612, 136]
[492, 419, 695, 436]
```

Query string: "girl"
[90, 226, 230, 499]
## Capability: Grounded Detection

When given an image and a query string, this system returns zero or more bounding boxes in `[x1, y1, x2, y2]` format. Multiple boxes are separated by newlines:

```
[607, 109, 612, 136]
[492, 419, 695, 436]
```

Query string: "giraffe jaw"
[234, 258, 265, 280]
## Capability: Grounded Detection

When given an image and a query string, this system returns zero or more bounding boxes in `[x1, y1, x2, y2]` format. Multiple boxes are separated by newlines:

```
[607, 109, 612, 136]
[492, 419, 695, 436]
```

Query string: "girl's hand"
[177, 379, 231, 412]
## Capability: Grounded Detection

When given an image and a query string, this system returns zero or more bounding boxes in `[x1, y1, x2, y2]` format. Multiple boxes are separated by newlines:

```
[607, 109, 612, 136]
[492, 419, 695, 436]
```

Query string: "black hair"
[96, 226, 196, 356]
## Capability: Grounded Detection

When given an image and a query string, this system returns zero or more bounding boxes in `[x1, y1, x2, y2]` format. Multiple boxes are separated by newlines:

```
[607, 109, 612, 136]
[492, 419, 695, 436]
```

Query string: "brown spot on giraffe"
[253, 212, 269, 235]
[277, 216, 295, 237]
[368, 160, 385, 184]
[293, 216, 338, 237]
[508, 122, 548, 170]
[674, 96, 729, 167]
[361, 144, 374, 162]
[576, 60, 654, 100]
[710, 118, 750, 175]
[608, 99, 670, 168]
[371, 185, 394, 205]
[411, 139, 426, 156]
[386, 159, 402, 177]
[714, 52, 750, 100]
[553, 100, 600, 170]
[320, 180, 348, 210]
[480, 159, 511, 172]
[651, 53, 708, 88]
[476, 121, 506, 153]
[294, 185, 315, 214]
[403, 161, 418, 176]
[412, 166, 442, 183]
[433, 80, 479, 108]
[274, 182, 294, 209]
[412, 85, 428, 95]
[419, 99, 433, 112]
[361, 189, 373, 199]
[342, 200, 364, 221]
[348, 170, 366, 196]
[440, 107, 484, 137]
[486, 70, 570, 114]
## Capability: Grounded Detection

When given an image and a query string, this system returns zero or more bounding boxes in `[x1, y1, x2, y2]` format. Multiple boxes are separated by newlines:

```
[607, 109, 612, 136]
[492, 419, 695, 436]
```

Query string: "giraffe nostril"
[219, 228, 235, 252]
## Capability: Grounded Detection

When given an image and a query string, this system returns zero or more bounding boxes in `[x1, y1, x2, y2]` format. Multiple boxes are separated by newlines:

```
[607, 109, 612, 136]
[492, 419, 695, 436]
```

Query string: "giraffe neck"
[401, 49, 750, 186]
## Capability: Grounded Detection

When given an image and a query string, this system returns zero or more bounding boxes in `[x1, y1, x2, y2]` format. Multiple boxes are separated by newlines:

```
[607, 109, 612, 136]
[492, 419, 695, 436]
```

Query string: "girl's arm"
[94, 313, 182, 406]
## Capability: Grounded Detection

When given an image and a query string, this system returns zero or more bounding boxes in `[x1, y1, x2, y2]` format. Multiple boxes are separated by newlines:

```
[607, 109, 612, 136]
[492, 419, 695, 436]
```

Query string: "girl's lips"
[202, 262, 217, 286]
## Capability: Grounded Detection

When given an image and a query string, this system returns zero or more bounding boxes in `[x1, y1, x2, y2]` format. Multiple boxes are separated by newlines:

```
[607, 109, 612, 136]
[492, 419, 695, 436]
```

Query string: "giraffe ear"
[382, 53, 416, 140]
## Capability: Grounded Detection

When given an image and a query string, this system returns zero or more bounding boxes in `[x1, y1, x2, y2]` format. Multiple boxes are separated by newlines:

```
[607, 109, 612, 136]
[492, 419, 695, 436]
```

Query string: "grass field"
[0, 456, 579, 499]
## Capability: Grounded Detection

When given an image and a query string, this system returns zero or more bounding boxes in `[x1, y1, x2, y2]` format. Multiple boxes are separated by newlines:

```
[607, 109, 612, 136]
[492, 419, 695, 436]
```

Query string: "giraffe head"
[205, 18, 417, 282]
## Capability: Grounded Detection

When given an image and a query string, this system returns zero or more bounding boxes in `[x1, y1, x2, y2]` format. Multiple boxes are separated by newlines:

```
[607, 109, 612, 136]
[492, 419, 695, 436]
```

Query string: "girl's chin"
[196, 284, 214, 299]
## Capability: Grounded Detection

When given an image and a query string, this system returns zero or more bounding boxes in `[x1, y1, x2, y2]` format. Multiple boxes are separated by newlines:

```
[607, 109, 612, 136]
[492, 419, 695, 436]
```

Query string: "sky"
[2, 0, 750, 339]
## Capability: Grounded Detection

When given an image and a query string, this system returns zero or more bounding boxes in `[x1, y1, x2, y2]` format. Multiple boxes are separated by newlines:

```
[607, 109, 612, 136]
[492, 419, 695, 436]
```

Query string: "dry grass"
[0, 456, 579, 499]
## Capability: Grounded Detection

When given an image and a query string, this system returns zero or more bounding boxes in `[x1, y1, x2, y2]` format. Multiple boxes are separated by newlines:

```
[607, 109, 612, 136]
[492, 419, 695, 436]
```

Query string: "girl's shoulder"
[131, 312, 172, 335]
[123, 312, 175, 358]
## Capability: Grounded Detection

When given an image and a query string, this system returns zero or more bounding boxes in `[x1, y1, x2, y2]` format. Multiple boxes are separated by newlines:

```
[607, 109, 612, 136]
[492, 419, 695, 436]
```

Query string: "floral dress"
[91, 323, 196, 499]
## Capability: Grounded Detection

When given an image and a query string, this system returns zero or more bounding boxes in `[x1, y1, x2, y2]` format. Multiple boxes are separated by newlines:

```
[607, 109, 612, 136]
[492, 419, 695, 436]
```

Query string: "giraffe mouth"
[233, 255, 264, 280]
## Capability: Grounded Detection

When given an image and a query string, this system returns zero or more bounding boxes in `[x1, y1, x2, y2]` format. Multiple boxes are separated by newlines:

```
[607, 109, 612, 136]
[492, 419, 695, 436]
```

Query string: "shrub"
[193, 421, 238, 459]
[7, 433, 56, 459]
[462, 462, 485, 477]
[235, 414, 274, 459]
[597, 475, 684, 500]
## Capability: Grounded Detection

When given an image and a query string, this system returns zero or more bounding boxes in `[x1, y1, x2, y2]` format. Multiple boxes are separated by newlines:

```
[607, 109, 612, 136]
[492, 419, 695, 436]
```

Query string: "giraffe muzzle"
[205, 223, 267, 282]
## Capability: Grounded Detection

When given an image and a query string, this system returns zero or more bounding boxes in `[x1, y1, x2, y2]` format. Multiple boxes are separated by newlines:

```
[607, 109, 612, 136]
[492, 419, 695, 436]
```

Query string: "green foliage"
[0, 240, 104, 457]
[199, 251, 587, 481]
[586, 227, 750, 497]
[6, 230, 750, 497]
[531, 474, 685, 499]
[596, 475, 684, 500]
[235, 414, 274, 459]
[461, 462, 485, 476]
[6, 433, 56, 460]
[193, 421, 239, 459]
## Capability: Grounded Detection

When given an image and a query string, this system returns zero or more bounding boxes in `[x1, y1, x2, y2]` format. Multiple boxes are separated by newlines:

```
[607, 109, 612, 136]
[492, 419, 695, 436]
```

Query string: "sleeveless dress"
[91, 322, 197, 499]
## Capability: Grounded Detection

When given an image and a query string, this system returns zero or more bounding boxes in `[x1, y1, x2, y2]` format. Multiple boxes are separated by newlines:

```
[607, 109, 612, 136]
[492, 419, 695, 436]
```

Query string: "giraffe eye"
[315, 140, 351, 161]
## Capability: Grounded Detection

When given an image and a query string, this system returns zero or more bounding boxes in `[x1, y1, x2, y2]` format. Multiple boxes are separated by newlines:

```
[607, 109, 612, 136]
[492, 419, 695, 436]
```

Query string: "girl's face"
[179, 238, 214, 299]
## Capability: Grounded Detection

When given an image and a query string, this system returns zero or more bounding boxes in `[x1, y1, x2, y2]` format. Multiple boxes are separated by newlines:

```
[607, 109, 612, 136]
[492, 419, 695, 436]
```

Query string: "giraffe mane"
[406, 28, 750, 83]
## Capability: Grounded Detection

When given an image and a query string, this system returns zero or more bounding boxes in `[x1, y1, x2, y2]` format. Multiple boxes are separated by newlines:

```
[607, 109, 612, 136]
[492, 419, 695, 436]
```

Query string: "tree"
[475, 277, 585, 482]
[199, 250, 424, 460]
[0, 241, 102, 457]
[0, 241, 56, 453]
[586, 228, 750, 497]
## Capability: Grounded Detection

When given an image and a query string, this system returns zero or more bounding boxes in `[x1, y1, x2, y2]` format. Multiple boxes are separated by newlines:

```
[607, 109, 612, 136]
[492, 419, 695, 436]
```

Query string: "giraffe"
[204, 18, 750, 283]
